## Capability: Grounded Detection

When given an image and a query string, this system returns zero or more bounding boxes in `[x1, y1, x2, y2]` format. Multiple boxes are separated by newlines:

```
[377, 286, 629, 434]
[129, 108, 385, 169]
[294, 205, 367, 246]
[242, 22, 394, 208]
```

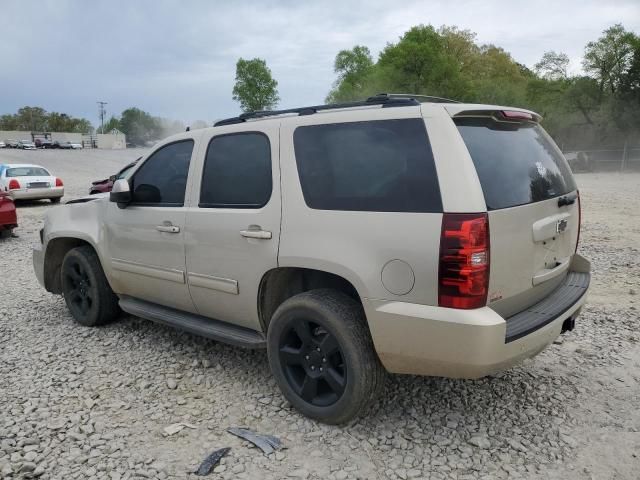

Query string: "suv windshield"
[455, 118, 576, 210]
[7, 167, 50, 177]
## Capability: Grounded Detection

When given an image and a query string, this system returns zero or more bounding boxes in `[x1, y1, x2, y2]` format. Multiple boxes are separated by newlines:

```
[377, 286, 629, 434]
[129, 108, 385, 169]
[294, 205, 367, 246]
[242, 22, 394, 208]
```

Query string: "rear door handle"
[156, 224, 180, 233]
[240, 228, 272, 240]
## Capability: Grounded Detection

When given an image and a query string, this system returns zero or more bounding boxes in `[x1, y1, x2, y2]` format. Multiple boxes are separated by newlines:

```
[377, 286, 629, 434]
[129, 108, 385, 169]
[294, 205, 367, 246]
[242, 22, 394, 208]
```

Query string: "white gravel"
[0, 150, 638, 479]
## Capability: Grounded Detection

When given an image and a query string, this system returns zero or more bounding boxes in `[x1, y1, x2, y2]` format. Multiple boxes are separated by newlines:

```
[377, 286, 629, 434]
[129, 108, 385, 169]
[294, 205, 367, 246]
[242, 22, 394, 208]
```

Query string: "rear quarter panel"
[278, 105, 485, 306]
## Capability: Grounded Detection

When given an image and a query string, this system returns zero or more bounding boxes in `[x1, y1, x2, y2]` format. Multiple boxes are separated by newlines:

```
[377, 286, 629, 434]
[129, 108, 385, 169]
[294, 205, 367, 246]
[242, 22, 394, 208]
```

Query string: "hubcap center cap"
[307, 350, 322, 366]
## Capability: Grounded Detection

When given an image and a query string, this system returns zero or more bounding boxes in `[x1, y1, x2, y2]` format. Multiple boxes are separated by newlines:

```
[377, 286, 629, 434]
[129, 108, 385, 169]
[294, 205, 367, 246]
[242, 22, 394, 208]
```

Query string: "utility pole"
[97, 101, 107, 134]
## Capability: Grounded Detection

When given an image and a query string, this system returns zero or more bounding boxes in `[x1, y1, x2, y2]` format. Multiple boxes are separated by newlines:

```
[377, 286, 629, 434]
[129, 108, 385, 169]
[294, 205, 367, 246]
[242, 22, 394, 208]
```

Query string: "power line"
[97, 101, 108, 134]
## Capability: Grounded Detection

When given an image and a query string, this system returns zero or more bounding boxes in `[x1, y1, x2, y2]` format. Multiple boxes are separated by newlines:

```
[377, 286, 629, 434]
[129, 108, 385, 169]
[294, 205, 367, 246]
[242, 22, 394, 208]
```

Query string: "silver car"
[18, 140, 37, 150]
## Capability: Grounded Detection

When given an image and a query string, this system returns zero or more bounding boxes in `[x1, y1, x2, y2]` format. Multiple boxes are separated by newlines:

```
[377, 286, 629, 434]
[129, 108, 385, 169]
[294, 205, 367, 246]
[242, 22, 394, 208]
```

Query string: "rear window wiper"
[558, 193, 577, 207]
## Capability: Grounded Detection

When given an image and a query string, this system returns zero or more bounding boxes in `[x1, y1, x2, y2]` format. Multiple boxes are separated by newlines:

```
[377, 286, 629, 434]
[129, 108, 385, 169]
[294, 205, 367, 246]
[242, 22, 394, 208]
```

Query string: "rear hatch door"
[454, 112, 579, 318]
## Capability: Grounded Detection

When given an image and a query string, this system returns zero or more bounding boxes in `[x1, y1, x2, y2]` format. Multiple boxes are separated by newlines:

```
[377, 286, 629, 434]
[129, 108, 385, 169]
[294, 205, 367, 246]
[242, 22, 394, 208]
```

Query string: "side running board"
[119, 296, 266, 349]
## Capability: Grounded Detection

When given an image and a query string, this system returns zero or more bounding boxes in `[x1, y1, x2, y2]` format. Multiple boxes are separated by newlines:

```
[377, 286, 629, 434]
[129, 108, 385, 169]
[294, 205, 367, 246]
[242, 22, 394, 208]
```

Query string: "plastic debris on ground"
[195, 447, 231, 476]
[227, 427, 284, 455]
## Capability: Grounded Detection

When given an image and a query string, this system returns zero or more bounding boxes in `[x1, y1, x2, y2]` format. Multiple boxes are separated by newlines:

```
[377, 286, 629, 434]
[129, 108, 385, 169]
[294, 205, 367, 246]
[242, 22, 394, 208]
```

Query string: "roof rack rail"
[377, 93, 460, 104]
[213, 93, 458, 127]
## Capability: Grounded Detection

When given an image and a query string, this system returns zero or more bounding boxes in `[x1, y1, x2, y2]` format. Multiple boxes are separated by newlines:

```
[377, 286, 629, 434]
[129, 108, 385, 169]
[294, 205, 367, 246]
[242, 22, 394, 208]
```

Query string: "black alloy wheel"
[267, 289, 385, 424]
[278, 319, 347, 407]
[63, 257, 95, 318]
[61, 246, 120, 326]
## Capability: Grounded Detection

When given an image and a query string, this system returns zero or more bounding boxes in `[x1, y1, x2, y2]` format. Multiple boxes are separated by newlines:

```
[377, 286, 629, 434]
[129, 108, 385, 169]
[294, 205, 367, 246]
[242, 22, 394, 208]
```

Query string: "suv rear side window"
[131, 140, 193, 206]
[455, 118, 576, 210]
[294, 119, 442, 213]
[200, 133, 272, 208]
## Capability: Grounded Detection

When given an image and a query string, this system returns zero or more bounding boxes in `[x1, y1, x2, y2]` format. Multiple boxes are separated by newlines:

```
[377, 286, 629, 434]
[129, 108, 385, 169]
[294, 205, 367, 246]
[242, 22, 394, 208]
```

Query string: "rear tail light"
[438, 213, 490, 309]
[8, 179, 20, 190]
[55, 178, 63, 187]
[575, 190, 581, 253]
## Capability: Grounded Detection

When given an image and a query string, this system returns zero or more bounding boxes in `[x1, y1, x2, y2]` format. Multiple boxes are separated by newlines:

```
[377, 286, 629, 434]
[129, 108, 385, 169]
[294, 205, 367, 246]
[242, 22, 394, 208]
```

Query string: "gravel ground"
[0, 149, 638, 480]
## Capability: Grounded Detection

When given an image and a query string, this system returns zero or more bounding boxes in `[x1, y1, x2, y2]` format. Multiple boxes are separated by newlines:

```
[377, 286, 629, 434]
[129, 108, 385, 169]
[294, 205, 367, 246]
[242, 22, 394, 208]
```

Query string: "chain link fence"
[563, 143, 640, 172]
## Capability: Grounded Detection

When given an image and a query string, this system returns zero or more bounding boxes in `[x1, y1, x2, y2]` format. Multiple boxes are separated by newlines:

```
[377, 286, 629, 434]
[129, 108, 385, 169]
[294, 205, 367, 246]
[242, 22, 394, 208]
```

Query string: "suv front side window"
[130, 140, 194, 206]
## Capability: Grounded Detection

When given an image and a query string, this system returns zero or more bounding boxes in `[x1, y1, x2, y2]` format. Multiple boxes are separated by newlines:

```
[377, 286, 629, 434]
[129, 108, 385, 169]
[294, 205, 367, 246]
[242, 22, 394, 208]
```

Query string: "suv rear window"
[293, 119, 442, 213]
[455, 118, 576, 210]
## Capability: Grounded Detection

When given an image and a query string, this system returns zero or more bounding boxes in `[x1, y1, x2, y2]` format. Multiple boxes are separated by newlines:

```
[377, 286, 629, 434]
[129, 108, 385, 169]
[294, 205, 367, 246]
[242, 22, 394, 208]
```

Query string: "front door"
[185, 126, 281, 331]
[105, 139, 197, 313]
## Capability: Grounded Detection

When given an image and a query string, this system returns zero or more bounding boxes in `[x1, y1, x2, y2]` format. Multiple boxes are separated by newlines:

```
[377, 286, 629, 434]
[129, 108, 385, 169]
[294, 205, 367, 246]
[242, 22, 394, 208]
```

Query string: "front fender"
[42, 198, 114, 292]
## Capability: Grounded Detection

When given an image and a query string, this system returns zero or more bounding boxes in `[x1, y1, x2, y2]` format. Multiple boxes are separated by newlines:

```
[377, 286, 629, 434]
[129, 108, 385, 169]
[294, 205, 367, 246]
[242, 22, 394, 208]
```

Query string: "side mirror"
[110, 179, 132, 208]
[109, 174, 117, 182]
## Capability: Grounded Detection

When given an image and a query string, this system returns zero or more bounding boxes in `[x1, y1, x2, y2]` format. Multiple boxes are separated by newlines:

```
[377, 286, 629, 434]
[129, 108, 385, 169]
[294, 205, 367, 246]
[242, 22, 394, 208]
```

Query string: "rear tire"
[61, 246, 120, 326]
[51, 197, 61, 204]
[267, 289, 385, 424]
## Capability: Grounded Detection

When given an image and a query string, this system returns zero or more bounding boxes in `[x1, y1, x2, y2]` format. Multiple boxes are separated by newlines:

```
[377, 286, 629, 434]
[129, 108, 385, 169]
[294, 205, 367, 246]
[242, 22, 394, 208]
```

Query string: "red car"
[89, 159, 139, 195]
[0, 191, 18, 238]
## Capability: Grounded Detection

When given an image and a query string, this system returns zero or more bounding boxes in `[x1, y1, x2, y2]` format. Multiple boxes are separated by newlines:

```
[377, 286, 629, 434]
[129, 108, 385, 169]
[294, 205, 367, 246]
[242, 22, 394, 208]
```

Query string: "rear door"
[184, 124, 280, 331]
[454, 114, 579, 317]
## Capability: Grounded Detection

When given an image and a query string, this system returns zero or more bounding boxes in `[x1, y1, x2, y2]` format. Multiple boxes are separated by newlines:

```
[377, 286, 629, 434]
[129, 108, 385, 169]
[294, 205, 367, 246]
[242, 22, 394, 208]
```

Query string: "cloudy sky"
[1, 0, 638, 127]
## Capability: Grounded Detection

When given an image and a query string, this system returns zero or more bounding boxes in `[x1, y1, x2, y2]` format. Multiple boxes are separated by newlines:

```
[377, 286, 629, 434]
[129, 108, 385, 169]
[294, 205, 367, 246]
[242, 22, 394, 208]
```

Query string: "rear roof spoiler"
[445, 104, 542, 122]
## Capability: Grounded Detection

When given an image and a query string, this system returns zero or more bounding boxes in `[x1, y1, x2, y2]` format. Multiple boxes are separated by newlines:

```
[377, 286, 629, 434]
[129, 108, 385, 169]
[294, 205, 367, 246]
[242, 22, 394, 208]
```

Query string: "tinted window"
[293, 119, 441, 213]
[7, 167, 50, 177]
[131, 140, 193, 206]
[200, 133, 272, 208]
[455, 118, 576, 210]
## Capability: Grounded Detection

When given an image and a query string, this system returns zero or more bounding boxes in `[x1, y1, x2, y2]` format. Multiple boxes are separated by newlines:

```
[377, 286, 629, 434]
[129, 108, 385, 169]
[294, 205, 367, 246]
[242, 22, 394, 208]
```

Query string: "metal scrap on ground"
[194, 447, 231, 476]
[227, 427, 284, 455]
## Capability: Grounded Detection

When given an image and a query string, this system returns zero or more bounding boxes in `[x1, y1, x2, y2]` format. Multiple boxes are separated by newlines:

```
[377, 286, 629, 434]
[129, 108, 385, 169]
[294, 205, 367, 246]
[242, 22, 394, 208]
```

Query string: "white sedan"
[0, 164, 64, 202]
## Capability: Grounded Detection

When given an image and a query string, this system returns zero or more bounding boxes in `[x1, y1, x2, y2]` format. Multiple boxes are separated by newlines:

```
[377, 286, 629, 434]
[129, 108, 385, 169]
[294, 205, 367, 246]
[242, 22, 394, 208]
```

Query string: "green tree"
[466, 45, 528, 105]
[378, 25, 464, 97]
[0, 107, 92, 133]
[611, 37, 640, 139]
[326, 46, 375, 102]
[334, 46, 373, 88]
[534, 51, 570, 80]
[14, 107, 48, 131]
[437, 26, 479, 75]
[583, 24, 638, 94]
[101, 116, 121, 133]
[119, 108, 162, 145]
[564, 77, 602, 125]
[0, 114, 18, 130]
[232, 58, 280, 112]
[70, 118, 93, 134]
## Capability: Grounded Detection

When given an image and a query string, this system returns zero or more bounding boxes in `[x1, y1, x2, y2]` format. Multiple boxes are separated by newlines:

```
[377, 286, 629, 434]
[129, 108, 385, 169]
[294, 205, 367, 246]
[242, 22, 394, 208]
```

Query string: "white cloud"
[0, 0, 637, 126]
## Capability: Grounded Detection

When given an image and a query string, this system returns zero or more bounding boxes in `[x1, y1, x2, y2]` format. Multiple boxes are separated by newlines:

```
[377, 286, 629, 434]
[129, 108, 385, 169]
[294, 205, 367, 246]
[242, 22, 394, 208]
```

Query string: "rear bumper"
[365, 254, 590, 379]
[9, 187, 64, 200]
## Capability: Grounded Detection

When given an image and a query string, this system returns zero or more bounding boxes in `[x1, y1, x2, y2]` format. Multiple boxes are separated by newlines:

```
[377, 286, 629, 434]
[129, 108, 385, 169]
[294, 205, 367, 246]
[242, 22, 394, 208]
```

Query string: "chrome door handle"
[156, 225, 180, 233]
[240, 229, 272, 239]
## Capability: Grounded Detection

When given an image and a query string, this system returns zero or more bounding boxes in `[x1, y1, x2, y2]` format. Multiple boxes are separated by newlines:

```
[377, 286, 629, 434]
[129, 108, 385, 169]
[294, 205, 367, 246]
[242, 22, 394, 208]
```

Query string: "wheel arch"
[44, 236, 100, 294]
[258, 267, 364, 332]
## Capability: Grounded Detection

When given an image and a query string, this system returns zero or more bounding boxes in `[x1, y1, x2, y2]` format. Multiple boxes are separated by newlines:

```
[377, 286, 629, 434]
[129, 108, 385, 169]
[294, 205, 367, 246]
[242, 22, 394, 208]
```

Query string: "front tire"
[267, 289, 385, 424]
[61, 246, 120, 326]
